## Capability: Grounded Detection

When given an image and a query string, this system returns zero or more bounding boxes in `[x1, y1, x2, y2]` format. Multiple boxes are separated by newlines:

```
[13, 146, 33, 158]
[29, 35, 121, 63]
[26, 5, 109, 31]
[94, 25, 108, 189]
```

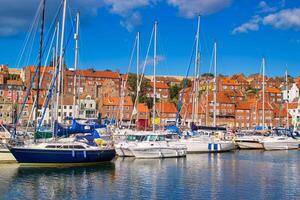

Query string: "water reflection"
[0, 151, 299, 200]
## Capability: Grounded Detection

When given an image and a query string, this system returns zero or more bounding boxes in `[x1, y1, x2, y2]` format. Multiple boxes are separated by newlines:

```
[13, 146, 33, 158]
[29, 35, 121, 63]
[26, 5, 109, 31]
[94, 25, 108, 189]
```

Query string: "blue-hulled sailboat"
[9, 0, 115, 165]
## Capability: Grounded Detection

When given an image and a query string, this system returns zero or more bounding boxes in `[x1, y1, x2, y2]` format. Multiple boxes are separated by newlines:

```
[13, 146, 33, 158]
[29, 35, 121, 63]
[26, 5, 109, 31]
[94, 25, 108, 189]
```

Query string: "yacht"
[235, 135, 265, 149]
[9, 139, 116, 165]
[180, 131, 236, 153]
[115, 133, 147, 157]
[129, 134, 187, 159]
[261, 136, 298, 150]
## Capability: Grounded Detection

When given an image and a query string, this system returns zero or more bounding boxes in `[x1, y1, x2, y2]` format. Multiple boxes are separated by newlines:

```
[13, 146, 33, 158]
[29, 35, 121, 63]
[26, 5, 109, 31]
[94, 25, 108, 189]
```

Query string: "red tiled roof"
[103, 96, 133, 106]
[260, 87, 281, 94]
[288, 102, 298, 109]
[66, 69, 120, 79]
[137, 103, 149, 113]
[222, 78, 240, 86]
[236, 101, 252, 110]
[26, 66, 55, 73]
[7, 80, 23, 86]
[150, 82, 169, 89]
[155, 102, 177, 113]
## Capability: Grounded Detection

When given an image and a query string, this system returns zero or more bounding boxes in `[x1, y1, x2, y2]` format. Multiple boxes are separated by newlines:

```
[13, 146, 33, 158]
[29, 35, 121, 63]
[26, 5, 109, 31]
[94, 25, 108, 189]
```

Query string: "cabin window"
[45, 145, 56, 148]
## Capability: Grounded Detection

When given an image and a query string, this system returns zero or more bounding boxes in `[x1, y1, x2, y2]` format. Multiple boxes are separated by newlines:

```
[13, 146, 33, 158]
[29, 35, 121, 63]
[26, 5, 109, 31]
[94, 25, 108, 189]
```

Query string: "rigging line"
[120, 35, 137, 125]
[23, 0, 63, 70]
[175, 37, 197, 124]
[157, 30, 167, 75]
[42, 0, 64, 51]
[24, 12, 40, 68]
[26, 26, 58, 130]
[15, 3, 71, 131]
[130, 26, 154, 123]
[15, 1, 42, 69]
[38, 24, 76, 129]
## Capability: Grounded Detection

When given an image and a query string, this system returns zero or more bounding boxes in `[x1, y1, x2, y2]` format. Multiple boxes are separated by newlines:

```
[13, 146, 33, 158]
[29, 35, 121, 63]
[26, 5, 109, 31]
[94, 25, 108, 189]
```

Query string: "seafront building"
[0, 64, 300, 129]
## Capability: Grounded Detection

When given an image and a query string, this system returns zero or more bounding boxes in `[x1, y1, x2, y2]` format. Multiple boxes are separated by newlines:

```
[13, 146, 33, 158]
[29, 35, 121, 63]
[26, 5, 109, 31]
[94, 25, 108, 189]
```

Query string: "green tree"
[180, 78, 192, 88]
[127, 73, 151, 105]
[169, 84, 180, 100]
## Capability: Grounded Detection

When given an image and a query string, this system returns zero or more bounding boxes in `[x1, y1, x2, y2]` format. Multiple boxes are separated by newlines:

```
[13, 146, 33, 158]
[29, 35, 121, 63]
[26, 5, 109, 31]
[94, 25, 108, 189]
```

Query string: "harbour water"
[0, 150, 299, 200]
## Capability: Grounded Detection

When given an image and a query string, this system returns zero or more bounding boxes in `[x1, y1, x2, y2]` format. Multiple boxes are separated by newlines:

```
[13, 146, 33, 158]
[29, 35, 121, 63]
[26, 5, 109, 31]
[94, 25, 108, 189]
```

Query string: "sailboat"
[179, 16, 235, 153]
[260, 66, 298, 150]
[125, 21, 187, 158]
[9, 0, 115, 165]
[235, 58, 267, 149]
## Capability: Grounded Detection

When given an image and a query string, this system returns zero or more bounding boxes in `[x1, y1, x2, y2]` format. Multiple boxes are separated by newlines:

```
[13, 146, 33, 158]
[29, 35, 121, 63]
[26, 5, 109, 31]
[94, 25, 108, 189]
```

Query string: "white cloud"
[233, 7, 300, 34]
[120, 12, 142, 32]
[104, 0, 154, 16]
[232, 16, 261, 34]
[0, 0, 233, 36]
[257, 1, 277, 13]
[263, 8, 300, 30]
[145, 55, 166, 66]
[167, 0, 232, 18]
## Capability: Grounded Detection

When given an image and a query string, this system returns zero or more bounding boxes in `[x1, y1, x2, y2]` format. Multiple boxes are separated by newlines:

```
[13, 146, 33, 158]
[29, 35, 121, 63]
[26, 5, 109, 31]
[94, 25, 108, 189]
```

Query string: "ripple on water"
[0, 150, 298, 200]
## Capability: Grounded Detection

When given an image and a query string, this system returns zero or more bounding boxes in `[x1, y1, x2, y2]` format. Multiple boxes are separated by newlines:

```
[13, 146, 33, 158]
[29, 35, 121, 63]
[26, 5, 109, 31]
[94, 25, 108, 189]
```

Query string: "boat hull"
[130, 147, 186, 159]
[262, 142, 298, 150]
[115, 147, 134, 157]
[182, 141, 235, 153]
[236, 141, 264, 149]
[9, 147, 116, 164]
[0, 148, 16, 163]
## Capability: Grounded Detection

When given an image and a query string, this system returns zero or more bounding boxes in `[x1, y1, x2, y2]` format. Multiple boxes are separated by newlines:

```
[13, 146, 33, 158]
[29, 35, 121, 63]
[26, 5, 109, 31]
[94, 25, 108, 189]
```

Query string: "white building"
[287, 102, 300, 130]
[282, 83, 299, 102]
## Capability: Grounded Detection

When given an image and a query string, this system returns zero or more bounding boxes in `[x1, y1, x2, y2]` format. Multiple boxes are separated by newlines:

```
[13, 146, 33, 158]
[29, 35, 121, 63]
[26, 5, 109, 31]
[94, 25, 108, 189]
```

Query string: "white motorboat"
[0, 125, 16, 163]
[235, 135, 265, 149]
[129, 134, 187, 159]
[261, 136, 298, 150]
[180, 133, 235, 153]
[115, 133, 147, 157]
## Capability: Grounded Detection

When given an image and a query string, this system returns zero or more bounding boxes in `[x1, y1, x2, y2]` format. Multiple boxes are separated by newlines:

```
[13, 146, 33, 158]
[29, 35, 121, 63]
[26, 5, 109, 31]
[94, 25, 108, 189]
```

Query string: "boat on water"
[261, 136, 298, 150]
[129, 134, 187, 159]
[180, 132, 235, 153]
[9, 140, 115, 165]
[235, 134, 265, 149]
[115, 133, 148, 157]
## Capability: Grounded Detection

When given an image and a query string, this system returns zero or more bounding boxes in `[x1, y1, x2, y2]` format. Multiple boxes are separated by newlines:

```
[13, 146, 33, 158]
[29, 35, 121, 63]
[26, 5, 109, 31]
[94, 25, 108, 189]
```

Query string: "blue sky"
[1, 0, 300, 77]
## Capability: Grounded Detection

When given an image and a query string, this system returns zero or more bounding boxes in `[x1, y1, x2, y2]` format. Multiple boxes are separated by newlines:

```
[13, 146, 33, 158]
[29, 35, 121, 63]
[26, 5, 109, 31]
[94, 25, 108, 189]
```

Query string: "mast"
[262, 57, 265, 130]
[153, 21, 157, 132]
[55, 0, 67, 131]
[213, 41, 217, 127]
[136, 32, 140, 125]
[73, 12, 80, 118]
[192, 15, 200, 123]
[285, 68, 289, 129]
[35, 0, 46, 132]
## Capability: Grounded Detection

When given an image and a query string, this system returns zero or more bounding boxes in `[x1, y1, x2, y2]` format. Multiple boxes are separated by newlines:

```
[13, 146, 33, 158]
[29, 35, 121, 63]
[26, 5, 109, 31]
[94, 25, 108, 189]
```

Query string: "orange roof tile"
[66, 69, 120, 79]
[265, 88, 281, 94]
[155, 102, 177, 113]
[222, 78, 240, 86]
[137, 103, 149, 113]
[288, 102, 298, 109]
[26, 66, 55, 73]
[7, 80, 23, 86]
[236, 101, 252, 110]
[150, 82, 169, 89]
[103, 96, 133, 106]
